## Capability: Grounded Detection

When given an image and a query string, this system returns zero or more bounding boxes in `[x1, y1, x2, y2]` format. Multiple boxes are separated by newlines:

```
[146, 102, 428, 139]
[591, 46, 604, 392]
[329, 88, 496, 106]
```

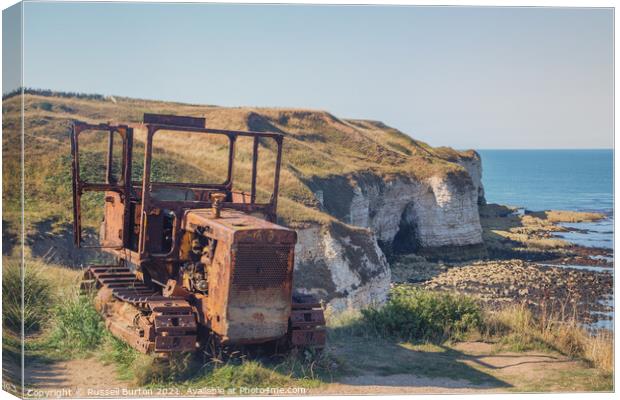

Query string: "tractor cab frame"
[71, 113, 325, 353]
[71, 113, 284, 263]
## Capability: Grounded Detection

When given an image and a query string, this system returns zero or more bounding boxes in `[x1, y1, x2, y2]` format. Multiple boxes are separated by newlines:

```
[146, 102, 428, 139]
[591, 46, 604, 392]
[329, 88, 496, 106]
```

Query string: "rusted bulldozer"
[72, 113, 325, 355]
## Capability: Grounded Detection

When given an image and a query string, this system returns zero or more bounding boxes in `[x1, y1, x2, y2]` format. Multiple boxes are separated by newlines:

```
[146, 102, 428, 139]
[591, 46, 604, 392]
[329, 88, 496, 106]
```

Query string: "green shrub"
[361, 286, 482, 341]
[2, 260, 53, 334]
[46, 293, 105, 356]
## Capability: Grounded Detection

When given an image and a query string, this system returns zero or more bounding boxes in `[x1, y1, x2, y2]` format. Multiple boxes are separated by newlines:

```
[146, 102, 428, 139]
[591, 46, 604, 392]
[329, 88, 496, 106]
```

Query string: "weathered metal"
[72, 113, 326, 356]
[143, 113, 206, 128]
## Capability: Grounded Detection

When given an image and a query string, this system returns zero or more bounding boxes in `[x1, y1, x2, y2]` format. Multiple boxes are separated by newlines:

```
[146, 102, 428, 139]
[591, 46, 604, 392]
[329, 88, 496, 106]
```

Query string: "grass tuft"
[45, 292, 105, 357]
[2, 260, 54, 334]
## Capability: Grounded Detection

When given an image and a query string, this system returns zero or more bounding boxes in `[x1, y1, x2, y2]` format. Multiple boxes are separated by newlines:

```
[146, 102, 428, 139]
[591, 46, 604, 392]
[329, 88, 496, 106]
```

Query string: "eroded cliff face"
[455, 152, 485, 205]
[293, 157, 486, 309]
[308, 156, 486, 262]
[293, 222, 391, 312]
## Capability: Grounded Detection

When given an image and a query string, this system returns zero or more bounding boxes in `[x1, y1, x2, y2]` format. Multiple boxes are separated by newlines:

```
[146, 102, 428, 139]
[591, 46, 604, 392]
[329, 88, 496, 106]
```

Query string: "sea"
[478, 149, 614, 329]
[478, 149, 613, 250]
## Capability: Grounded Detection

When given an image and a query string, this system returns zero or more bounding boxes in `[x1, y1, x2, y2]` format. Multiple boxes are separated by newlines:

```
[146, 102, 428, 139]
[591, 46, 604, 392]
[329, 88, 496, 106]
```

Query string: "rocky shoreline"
[424, 260, 612, 325]
[393, 204, 614, 327]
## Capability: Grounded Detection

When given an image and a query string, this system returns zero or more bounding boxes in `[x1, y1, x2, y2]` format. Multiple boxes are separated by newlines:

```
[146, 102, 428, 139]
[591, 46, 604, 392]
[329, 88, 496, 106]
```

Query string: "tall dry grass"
[483, 303, 613, 374]
[2, 259, 54, 334]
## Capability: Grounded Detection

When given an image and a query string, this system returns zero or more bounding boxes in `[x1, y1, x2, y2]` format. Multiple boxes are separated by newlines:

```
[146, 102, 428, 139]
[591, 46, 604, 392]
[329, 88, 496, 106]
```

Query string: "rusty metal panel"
[231, 244, 291, 288]
[102, 191, 125, 247]
[144, 113, 206, 128]
[183, 209, 296, 244]
[291, 329, 326, 348]
[192, 208, 297, 344]
[224, 242, 295, 343]
[206, 241, 233, 339]
[154, 315, 196, 333]
[231, 190, 252, 204]
[290, 309, 326, 328]
[225, 286, 291, 344]
[154, 335, 197, 352]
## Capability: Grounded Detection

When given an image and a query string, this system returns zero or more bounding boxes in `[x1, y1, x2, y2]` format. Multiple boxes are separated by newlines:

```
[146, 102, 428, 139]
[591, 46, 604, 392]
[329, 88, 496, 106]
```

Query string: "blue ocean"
[478, 150, 613, 250]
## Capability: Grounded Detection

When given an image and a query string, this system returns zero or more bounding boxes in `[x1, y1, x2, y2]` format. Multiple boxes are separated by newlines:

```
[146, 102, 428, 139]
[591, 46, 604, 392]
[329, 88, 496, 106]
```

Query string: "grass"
[0, 257, 103, 361]
[4, 260, 612, 393]
[161, 354, 329, 391]
[98, 342, 335, 388]
[508, 368, 613, 393]
[11, 260, 338, 389]
[45, 293, 106, 357]
[361, 285, 483, 342]
[99, 336, 151, 382]
[330, 287, 612, 373]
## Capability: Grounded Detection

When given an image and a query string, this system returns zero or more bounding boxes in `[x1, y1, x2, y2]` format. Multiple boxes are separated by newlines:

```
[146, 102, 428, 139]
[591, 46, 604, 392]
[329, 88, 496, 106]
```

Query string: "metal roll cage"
[71, 114, 284, 260]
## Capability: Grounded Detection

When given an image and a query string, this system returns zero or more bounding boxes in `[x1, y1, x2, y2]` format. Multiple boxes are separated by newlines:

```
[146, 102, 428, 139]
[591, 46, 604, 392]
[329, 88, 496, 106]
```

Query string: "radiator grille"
[232, 244, 292, 288]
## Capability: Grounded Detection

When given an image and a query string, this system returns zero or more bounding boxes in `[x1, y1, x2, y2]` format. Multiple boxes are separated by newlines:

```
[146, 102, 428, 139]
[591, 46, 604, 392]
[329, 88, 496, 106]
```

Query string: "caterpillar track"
[81, 265, 326, 355]
[82, 266, 198, 354]
[290, 294, 327, 349]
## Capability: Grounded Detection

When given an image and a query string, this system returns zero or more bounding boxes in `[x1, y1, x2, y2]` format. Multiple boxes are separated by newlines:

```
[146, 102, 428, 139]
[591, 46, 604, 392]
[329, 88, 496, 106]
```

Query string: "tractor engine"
[179, 207, 297, 344]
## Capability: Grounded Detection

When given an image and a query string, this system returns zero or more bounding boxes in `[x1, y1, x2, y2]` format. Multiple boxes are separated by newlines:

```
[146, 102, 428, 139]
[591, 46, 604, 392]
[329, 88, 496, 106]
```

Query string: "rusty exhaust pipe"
[211, 193, 226, 218]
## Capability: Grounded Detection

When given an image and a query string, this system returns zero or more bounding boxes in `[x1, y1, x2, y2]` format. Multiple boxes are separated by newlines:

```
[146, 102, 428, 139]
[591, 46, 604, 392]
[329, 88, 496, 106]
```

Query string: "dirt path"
[312, 374, 498, 395]
[19, 341, 607, 397]
[311, 342, 588, 395]
[24, 358, 130, 398]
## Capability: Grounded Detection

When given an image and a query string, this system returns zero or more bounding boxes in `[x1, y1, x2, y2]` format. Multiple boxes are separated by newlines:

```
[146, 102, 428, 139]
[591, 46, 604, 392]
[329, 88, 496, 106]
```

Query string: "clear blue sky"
[6, 3, 615, 149]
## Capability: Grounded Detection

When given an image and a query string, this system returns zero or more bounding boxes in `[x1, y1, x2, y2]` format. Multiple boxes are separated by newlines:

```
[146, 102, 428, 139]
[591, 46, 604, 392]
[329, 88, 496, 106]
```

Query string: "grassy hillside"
[3, 90, 478, 235]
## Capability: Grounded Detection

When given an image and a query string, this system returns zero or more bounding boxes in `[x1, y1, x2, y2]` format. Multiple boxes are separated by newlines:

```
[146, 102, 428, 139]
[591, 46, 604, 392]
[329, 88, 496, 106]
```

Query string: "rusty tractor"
[72, 113, 325, 355]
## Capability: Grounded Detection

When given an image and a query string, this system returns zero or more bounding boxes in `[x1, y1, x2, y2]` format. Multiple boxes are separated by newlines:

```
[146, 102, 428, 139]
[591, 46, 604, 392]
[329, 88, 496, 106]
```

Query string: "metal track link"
[290, 294, 326, 349]
[84, 265, 198, 354]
